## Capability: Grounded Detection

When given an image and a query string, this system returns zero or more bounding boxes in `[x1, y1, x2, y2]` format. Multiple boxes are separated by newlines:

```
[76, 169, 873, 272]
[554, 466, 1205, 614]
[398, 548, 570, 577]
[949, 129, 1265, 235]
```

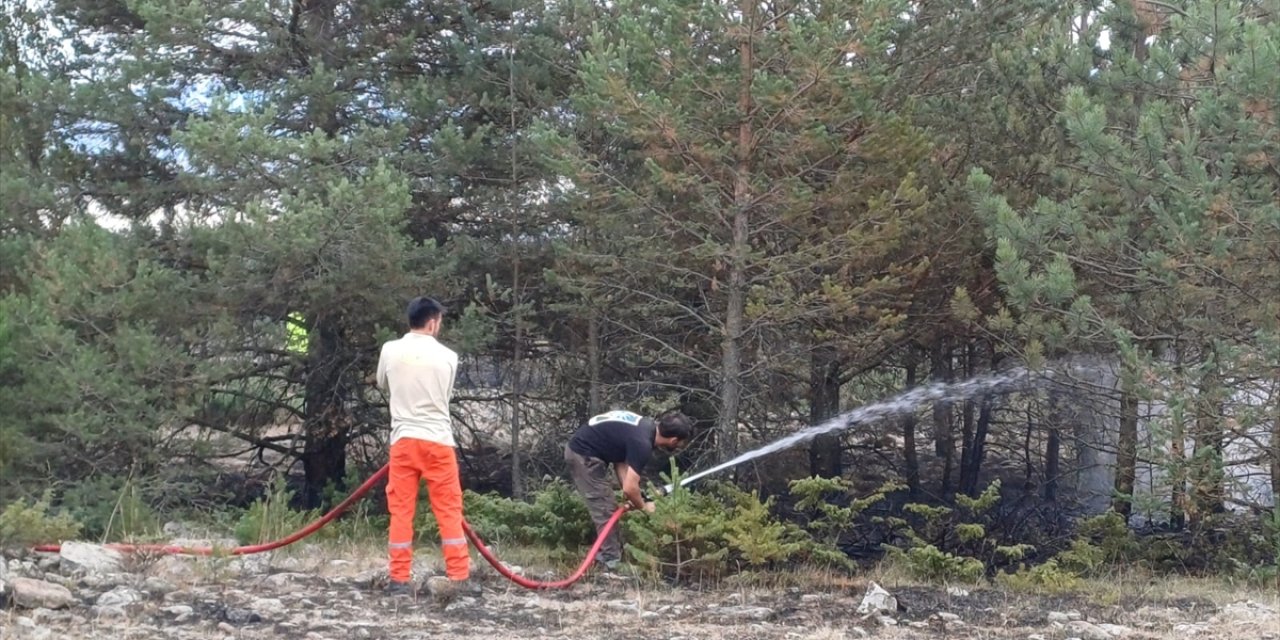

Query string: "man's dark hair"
[656, 410, 693, 440]
[406, 296, 447, 329]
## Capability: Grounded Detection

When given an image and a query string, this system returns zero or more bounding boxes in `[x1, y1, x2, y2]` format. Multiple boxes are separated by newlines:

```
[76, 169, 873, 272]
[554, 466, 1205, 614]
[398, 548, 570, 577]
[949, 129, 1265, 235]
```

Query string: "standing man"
[564, 409, 693, 571]
[377, 296, 471, 601]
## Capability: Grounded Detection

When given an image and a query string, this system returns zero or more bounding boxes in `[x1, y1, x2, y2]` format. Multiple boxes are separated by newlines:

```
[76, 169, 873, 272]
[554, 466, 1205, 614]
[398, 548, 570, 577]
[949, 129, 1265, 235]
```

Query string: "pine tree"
[553, 0, 932, 466]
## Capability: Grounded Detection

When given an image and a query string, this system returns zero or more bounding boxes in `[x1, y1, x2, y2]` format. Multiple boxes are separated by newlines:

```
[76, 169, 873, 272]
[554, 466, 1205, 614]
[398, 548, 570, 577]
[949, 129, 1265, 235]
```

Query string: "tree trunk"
[808, 346, 843, 478]
[1169, 345, 1187, 529]
[902, 350, 921, 497]
[301, 315, 349, 508]
[1271, 382, 1280, 510]
[297, 0, 347, 509]
[715, 0, 754, 462]
[960, 395, 975, 491]
[1190, 362, 1225, 525]
[587, 313, 602, 415]
[931, 341, 955, 494]
[1169, 409, 1187, 529]
[510, 300, 524, 499]
[1045, 391, 1063, 502]
[962, 393, 994, 497]
[508, 51, 524, 501]
[1114, 375, 1139, 520]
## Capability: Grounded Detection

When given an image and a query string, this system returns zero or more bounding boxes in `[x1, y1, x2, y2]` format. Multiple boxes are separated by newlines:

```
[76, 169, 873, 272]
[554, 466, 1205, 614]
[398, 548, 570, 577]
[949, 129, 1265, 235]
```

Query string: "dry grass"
[7, 539, 1276, 640]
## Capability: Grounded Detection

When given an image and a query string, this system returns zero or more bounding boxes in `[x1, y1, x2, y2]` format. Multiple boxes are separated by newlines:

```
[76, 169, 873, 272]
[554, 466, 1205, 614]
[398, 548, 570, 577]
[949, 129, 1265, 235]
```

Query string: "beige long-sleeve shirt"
[376, 332, 458, 447]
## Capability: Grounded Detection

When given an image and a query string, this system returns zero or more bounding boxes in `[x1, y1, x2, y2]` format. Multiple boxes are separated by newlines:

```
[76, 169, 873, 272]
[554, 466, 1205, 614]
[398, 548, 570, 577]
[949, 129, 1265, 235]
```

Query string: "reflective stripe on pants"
[387, 438, 471, 581]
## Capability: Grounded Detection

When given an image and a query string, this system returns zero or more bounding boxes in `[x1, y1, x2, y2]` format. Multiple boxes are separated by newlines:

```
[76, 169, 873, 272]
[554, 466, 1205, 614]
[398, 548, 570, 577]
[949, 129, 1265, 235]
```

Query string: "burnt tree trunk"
[587, 313, 602, 415]
[1114, 378, 1139, 520]
[1271, 383, 1280, 514]
[931, 341, 955, 495]
[902, 349, 921, 497]
[961, 393, 994, 497]
[1190, 361, 1225, 526]
[302, 315, 350, 508]
[808, 346, 843, 478]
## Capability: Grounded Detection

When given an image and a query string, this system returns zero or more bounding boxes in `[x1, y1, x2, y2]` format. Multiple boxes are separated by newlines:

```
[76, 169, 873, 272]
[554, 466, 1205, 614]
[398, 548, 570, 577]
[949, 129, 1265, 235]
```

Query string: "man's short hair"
[656, 410, 693, 440]
[407, 296, 447, 329]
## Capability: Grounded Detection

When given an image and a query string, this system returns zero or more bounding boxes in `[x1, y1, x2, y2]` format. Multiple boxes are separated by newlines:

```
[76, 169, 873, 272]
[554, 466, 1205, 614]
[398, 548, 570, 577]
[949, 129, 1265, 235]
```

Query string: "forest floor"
[3, 539, 1277, 640]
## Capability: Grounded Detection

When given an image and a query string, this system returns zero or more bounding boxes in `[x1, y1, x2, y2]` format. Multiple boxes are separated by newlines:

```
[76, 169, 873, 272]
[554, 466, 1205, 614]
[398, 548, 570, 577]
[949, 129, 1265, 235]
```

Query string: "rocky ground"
[2, 540, 1277, 640]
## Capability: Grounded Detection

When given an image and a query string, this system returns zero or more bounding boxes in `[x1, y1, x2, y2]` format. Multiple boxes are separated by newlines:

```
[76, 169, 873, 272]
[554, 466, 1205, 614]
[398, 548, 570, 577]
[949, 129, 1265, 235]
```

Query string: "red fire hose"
[463, 505, 627, 590]
[31, 464, 628, 590]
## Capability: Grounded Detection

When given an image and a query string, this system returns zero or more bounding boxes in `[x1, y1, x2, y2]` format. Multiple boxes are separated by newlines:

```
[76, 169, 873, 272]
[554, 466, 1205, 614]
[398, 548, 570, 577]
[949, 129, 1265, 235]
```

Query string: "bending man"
[564, 409, 693, 570]
[377, 296, 471, 601]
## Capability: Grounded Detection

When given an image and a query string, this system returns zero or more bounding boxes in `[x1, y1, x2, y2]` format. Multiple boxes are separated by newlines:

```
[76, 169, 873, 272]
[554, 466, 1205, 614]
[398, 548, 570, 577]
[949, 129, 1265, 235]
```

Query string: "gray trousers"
[564, 444, 622, 565]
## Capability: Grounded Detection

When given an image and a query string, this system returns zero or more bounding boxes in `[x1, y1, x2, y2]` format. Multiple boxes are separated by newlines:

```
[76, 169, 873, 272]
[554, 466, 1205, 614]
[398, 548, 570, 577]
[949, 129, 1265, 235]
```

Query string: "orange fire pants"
[386, 438, 470, 582]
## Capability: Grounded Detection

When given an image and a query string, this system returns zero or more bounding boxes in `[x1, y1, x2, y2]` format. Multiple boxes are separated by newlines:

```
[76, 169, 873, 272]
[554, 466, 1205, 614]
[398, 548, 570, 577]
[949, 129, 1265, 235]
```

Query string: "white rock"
[262, 572, 308, 590]
[160, 604, 194, 620]
[1097, 623, 1133, 637]
[12, 616, 53, 640]
[1048, 611, 1072, 623]
[251, 596, 287, 618]
[946, 586, 971, 597]
[149, 555, 195, 582]
[58, 542, 123, 574]
[935, 612, 961, 623]
[142, 576, 176, 595]
[714, 605, 775, 622]
[90, 605, 127, 619]
[1066, 620, 1114, 640]
[855, 581, 897, 615]
[605, 599, 639, 613]
[10, 577, 76, 610]
[95, 586, 143, 608]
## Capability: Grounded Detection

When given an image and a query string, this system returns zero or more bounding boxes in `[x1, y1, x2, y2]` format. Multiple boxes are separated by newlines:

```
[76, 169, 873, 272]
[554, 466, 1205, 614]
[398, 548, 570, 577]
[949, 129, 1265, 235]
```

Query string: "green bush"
[0, 491, 83, 547]
[886, 543, 985, 583]
[996, 558, 1083, 593]
[789, 476, 896, 548]
[879, 480, 1029, 583]
[457, 479, 594, 550]
[621, 466, 848, 582]
[57, 475, 162, 540]
[234, 475, 321, 546]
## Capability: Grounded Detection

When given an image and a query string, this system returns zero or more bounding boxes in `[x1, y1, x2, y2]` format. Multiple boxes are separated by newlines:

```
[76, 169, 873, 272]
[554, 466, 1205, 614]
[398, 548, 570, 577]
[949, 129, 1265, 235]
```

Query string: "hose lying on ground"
[32, 463, 625, 590]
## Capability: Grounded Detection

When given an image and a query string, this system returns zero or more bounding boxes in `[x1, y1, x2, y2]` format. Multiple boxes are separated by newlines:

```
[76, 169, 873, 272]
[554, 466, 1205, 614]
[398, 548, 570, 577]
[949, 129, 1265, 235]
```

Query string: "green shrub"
[879, 480, 1028, 582]
[622, 466, 847, 582]
[997, 558, 1083, 593]
[458, 479, 594, 550]
[1074, 510, 1139, 565]
[58, 475, 162, 540]
[0, 491, 83, 547]
[234, 475, 320, 546]
[789, 476, 897, 547]
[886, 544, 985, 584]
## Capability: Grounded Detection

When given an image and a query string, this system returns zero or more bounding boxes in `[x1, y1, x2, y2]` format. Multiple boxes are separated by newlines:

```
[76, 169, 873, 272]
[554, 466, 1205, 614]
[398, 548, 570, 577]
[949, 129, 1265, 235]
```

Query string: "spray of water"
[661, 367, 1045, 495]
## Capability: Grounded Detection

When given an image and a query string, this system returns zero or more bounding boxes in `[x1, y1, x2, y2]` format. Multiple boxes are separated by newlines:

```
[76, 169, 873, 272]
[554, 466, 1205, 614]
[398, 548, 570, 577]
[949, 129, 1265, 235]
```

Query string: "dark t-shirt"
[568, 410, 656, 471]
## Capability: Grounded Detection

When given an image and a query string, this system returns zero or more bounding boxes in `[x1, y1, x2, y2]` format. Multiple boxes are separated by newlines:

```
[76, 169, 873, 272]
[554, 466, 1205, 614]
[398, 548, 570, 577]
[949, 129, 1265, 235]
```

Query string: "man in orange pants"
[376, 296, 473, 602]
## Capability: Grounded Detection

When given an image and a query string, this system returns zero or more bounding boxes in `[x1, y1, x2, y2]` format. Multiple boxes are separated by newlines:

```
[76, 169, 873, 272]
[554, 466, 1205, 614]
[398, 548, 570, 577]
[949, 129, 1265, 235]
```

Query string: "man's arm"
[615, 463, 653, 512]
[375, 347, 389, 391]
